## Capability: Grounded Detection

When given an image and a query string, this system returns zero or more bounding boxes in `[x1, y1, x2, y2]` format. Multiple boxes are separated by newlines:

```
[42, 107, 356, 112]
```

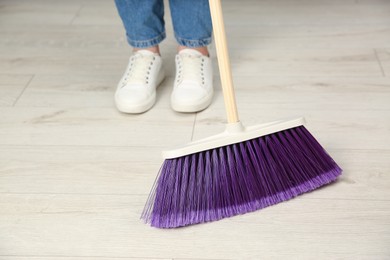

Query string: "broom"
[141, 0, 342, 228]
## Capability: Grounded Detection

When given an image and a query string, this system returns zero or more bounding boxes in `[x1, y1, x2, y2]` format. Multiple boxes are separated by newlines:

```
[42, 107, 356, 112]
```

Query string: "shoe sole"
[171, 89, 214, 113]
[115, 70, 165, 114]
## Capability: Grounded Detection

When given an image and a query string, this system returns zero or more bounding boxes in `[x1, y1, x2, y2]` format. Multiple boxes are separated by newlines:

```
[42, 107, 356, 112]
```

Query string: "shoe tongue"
[179, 49, 203, 57]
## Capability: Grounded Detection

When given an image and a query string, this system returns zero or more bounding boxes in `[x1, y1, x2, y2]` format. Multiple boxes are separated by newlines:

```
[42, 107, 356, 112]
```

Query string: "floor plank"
[0, 147, 388, 201]
[0, 2, 81, 25]
[71, 3, 122, 26]
[0, 74, 33, 107]
[193, 96, 390, 150]
[14, 74, 173, 108]
[227, 25, 390, 49]
[0, 48, 383, 77]
[2, 24, 390, 51]
[376, 48, 390, 76]
[222, 0, 390, 26]
[14, 76, 390, 109]
[0, 257, 171, 260]
[0, 107, 194, 147]
[0, 194, 388, 258]
[0, 146, 162, 195]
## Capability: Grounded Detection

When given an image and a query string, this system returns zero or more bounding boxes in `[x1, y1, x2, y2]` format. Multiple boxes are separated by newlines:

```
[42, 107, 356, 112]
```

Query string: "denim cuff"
[127, 31, 166, 48]
[175, 34, 212, 47]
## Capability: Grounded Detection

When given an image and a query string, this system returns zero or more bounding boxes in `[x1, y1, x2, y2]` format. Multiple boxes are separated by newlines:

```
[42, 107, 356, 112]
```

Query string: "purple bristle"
[141, 126, 342, 228]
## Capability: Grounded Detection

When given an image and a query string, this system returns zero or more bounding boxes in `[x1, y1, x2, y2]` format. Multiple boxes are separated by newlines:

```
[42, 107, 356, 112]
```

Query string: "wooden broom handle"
[209, 0, 239, 123]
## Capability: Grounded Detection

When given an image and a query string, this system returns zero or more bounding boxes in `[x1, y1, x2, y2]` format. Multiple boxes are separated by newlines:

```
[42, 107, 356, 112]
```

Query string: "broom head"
[141, 118, 342, 228]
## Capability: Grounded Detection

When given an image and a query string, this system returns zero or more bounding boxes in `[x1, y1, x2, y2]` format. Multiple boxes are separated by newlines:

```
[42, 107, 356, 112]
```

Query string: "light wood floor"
[1, 0, 390, 259]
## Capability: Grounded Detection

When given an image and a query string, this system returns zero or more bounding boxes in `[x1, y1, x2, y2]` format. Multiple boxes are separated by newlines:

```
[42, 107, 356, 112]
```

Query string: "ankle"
[134, 45, 160, 55]
[178, 45, 209, 57]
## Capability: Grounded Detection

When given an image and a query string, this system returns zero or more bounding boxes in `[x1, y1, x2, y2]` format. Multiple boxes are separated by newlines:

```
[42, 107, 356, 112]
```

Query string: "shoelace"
[122, 53, 156, 87]
[176, 54, 205, 86]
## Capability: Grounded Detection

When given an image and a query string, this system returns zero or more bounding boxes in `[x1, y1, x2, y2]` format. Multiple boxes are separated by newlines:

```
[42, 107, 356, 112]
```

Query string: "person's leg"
[169, 0, 212, 55]
[114, 0, 166, 52]
[169, 0, 214, 112]
[114, 0, 166, 113]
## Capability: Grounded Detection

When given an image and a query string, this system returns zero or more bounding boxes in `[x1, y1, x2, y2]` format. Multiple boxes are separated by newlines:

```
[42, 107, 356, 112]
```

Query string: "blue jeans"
[114, 0, 212, 48]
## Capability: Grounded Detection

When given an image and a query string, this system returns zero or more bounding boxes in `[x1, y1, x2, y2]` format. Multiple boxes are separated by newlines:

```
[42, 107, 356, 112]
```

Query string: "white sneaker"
[115, 50, 165, 114]
[171, 49, 214, 113]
